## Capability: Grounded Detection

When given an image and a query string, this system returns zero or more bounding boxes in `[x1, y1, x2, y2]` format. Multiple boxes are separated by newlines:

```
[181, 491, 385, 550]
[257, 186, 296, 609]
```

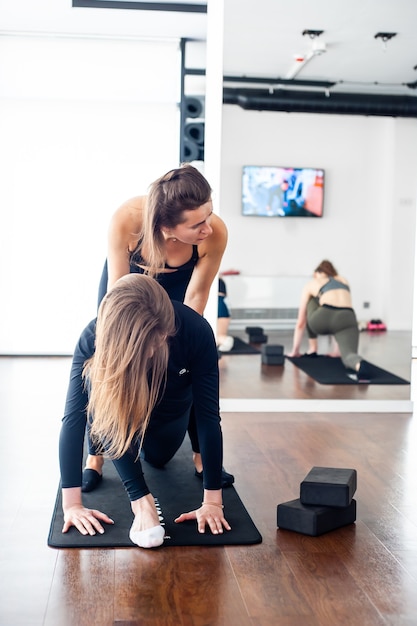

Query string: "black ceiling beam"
[224, 75, 336, 89]
[223, 87, 417, 118]
[72, 1, 207, 12]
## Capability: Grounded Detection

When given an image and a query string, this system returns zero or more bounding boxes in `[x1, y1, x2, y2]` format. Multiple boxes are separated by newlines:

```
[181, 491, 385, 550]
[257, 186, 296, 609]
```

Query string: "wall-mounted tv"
[242, 165, 325, 217]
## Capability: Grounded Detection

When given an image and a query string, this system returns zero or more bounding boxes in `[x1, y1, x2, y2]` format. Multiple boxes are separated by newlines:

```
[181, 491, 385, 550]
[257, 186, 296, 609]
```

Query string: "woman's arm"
[62, 487, 114, 535]
[175, 489, 231, 535]
[59, 320, 114, 535]
[106, 197, 145, 290]
[183, 214, 228, 315]
[173, 304, 231, 533]
[59, 321, 96, 488]
[288, 282, 315, 356]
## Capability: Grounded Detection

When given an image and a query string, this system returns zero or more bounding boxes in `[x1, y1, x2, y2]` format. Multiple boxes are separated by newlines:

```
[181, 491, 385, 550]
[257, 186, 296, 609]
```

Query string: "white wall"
[219, 106, 417, 330]
[0, 34, 181, 354]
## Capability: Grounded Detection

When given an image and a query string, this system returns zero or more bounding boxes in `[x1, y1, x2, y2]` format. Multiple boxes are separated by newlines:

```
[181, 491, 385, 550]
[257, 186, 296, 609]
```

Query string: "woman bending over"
[85, 164, 232, 492]
[97, 163, 227, 311]
[59, 274, 231, 549]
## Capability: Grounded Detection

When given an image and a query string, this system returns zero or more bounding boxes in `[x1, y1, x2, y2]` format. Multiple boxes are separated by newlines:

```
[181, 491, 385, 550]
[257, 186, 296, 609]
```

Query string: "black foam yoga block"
[277, 498, 357, 536]
[261, 344, 284, 363]
[245, 326, 264, 335]
[262, 354, 285, 365]
[262, 344, 284, 356]
[251, 334, 268, 344]
[300, 467, 357, 507]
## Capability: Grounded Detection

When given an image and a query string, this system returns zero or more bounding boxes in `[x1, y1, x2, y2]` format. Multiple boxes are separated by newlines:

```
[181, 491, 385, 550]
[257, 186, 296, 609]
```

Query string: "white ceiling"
[1, 0, 417, 99]
[223, 0, 417, 97]
[0, 0, 207, 41]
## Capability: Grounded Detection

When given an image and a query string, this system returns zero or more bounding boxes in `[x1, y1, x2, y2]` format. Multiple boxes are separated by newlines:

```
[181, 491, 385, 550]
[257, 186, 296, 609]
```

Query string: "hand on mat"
[174, 503, 231, 535]
[62, 504, 114, 536]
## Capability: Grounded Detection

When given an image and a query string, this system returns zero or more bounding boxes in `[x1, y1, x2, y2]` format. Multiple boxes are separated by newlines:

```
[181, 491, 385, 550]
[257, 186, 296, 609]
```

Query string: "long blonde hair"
[134, 163, 212, 276]
[84, 274, 176, 459]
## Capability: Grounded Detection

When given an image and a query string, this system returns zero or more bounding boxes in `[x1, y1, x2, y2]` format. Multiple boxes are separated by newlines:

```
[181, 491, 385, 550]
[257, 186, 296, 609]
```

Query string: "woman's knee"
[142, 431, 186, 468]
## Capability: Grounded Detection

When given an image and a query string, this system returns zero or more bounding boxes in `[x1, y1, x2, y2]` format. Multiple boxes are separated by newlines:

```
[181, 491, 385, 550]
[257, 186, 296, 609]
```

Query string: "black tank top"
[130, 245, 199, 272]
[129, 245, 199, 303]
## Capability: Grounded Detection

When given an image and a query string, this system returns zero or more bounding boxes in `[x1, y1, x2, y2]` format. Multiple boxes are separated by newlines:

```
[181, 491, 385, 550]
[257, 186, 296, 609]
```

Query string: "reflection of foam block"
[245, 327, 268, 344]
[277, 498, 356, 536]
[251, 333, 268, 344]
[300, 467, 357, 507]
[261, 344, 284, 365]
[245, 326, 264, 335]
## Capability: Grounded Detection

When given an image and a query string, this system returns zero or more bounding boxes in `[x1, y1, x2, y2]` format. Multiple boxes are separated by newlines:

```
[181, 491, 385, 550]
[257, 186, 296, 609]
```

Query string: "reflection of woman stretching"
[288, 260, 371, 380]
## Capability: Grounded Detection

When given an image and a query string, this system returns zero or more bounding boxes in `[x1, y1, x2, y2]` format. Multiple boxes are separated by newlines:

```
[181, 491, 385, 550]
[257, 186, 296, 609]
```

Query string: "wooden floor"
[1, 332, 417, 625]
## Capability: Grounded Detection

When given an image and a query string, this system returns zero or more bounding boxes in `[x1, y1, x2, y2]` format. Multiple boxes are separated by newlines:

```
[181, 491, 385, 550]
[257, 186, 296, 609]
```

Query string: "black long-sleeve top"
[59, 301, 223, 492]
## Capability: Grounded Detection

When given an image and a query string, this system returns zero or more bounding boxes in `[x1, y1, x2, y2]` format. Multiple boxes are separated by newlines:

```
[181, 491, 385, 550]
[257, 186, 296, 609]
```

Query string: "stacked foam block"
[261, 344, 284, 365]
[245, 326, 268, 344]
[277, 467, 357, 536]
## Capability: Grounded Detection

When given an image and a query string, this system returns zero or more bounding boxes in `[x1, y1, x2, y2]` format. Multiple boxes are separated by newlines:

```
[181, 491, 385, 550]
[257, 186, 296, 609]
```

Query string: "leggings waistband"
[322, 304, 354, 312]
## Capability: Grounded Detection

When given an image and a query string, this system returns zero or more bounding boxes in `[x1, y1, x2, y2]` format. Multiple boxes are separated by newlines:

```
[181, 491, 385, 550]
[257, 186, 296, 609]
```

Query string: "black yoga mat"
[225, 337, 260, 355]
[286, 355, 409, 385]
[48, 441, 262, 549]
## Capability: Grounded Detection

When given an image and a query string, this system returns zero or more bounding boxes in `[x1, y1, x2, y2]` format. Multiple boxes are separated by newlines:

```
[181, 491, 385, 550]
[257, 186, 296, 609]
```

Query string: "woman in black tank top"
[87, 165, 232, 493]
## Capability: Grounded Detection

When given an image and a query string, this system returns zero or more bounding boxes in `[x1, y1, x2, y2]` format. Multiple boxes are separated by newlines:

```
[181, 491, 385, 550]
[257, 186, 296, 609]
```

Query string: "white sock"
[218, 336, 234, 352]
[129, 524, 165, 549]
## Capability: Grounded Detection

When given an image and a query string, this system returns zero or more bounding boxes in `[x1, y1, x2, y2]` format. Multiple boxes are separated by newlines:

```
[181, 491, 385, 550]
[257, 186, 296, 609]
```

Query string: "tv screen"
[242, 165, 325, 217]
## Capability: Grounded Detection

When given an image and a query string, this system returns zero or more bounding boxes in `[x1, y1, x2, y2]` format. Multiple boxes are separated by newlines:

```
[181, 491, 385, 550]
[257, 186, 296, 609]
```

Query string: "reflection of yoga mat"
[226, 337, 260, 355]
[286, 355, 409, 385]
[48, 441, 262, 549]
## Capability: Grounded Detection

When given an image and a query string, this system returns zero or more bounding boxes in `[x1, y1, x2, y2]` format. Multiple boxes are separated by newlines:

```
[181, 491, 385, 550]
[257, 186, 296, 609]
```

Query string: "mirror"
[217, 1, 416, 404]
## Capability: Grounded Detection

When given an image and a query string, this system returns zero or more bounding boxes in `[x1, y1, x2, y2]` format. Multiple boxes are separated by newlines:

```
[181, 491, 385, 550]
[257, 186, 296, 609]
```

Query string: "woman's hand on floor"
[62, 504, 114, 535]
[174, 503, 231, 535]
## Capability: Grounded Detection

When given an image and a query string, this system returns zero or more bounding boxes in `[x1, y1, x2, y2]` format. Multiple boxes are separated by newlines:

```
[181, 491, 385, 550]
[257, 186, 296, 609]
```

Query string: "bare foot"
[85, 454, 104, 474]
[193, 452, 203, 474]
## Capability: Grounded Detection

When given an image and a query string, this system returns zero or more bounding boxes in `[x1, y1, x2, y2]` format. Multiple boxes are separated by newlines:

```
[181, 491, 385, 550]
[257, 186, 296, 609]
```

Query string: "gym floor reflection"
[219, 329, 411, 404]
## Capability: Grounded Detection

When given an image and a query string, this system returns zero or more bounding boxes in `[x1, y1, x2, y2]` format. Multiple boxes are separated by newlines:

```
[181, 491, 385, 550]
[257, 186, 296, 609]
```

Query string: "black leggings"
[307, 299, 360, 370]
[109, 409, 190, 501]
[87, 405, 200, 459]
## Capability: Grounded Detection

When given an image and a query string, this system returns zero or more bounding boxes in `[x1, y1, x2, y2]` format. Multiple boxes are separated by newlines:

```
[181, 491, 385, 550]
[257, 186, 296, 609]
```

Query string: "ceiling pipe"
[223, 87, 417, 118]
[223, 75, 336, 89]
[285, 50, 317, 80]
[286, 30, 327, 80]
